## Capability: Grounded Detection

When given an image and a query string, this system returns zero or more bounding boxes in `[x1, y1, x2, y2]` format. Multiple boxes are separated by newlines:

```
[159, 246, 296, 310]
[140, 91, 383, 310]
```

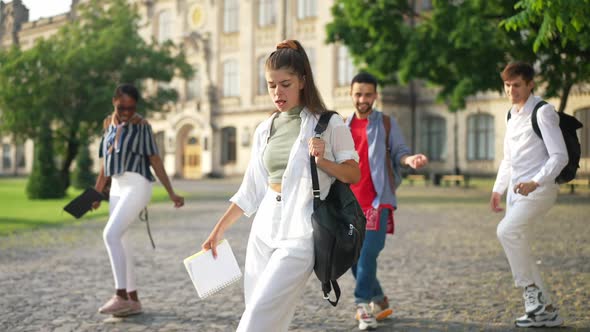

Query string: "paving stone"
[0, 179, 588, 331]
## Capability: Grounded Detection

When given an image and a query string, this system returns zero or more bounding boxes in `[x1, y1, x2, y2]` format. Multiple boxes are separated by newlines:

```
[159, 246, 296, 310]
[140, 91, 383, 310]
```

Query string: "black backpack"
[309, 111, 366, 306]
[507, 101, 583, 184]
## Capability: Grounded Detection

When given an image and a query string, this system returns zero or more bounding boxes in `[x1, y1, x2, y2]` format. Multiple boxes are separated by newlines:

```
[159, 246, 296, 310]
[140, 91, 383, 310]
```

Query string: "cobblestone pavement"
[1, 179, 589, 332]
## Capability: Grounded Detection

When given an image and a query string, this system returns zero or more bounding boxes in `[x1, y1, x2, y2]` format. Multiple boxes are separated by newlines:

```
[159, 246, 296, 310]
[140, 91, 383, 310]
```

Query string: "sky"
[21, 0, 72, 21]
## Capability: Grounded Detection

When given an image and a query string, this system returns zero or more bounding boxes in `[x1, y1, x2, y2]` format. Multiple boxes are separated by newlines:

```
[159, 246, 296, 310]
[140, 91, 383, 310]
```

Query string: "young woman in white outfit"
[201, 40, 360, 331]
[93, 84, 185, 317]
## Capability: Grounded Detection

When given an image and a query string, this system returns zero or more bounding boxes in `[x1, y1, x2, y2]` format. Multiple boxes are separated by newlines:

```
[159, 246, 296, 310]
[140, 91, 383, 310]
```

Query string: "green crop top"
[263, 106, 303, 184]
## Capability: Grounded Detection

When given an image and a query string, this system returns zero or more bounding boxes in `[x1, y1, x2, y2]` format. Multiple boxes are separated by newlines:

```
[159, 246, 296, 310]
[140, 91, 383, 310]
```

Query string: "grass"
[0, 177, 175, 236]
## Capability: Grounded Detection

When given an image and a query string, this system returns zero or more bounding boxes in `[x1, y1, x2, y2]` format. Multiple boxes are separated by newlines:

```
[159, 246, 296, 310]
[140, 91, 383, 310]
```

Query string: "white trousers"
[103, 172, 152, 291]
[237, 189, 314, 332]
[496, 186, 558, 305]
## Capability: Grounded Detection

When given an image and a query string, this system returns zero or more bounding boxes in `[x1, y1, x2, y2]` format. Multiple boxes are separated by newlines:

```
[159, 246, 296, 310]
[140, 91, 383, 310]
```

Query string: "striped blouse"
[99, 122, 159, 182]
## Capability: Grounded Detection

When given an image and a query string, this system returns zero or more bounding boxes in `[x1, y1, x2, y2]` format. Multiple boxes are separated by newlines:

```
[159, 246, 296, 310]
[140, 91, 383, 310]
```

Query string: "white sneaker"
[523, 286, 546, 315]
[515, 310, 564, 328]
[356, 303, 378, 330]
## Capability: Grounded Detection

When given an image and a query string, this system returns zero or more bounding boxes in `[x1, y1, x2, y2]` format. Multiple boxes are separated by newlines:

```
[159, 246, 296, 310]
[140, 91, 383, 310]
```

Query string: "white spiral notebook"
[183, 239, 242, 299]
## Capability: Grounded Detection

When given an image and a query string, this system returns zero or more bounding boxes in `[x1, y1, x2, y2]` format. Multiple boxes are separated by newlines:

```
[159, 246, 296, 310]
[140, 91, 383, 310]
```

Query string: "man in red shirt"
[346, 72, 428, 330]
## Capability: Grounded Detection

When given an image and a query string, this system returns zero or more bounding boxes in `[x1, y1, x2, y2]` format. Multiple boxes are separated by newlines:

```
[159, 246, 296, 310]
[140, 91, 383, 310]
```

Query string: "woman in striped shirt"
[93, 83, 184, 317]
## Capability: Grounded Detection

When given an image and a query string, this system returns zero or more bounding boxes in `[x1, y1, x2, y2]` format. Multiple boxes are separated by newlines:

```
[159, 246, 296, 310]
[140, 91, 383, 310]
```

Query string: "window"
[575, 108, 590, 157]
[242, 127, 251, 147]
[16, 144, 25, 168]
[420, 116, 446, 161]
[337, 46, 355, 87]
[257, 56, 267, 95]
[258, 0, 276, 26]
[307, 47, 316, 75]
[2, 144, 11, 169]
[187, 70, 201, 100]
[223, 60, 240, 97]
[154, 131, 166, 156]
[467, 114, 494, 160]
[297, 0, 317, 19]
[223, 0, 239, 33]
[221, 127, 237, 164]
[158, 10, 173, 42]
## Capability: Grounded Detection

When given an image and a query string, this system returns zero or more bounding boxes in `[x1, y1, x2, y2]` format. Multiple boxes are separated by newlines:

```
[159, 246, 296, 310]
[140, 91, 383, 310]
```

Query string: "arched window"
[158, 10, 173, 42]
[467, 114, 494, 160]
[221, 127, 237, 164]
[337, 45, 355, 87]
[258, 0, 276, 26]
[420, 116, 446, 161]
[187, 68, 200, 100]
[575, 108, 590, 158]
[223, 59, 240, 97]
[223, 0, 239, 33]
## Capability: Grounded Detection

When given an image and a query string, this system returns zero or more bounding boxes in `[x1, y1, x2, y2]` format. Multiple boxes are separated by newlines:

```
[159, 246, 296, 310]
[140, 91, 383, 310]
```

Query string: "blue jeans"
[352, 208, 389, 304]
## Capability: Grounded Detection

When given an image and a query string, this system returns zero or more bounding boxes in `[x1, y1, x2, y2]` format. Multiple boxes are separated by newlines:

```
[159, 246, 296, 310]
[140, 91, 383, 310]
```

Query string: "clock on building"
[189, 4, 205, 29]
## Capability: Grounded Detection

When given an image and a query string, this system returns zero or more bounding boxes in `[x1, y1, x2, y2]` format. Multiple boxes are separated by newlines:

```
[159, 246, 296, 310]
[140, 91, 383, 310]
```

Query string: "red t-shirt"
[349, 117, 377, 210]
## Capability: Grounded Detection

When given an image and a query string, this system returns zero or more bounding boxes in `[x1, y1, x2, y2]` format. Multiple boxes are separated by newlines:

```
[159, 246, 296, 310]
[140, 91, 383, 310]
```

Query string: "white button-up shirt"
[230, 108, 359, 241]
[493, 95, 568, 195]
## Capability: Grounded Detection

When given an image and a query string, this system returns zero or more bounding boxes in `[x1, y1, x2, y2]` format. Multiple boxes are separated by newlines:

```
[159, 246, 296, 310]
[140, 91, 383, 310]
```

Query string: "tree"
[326, 0, 415, 85]
[326, 0, 590, 112]
[0, 0, 193, 192]
[26, 121, 63, 199]
[399, 0, 530, 111]
[502, 0, 590, 52]
[501, 0, 590, 112]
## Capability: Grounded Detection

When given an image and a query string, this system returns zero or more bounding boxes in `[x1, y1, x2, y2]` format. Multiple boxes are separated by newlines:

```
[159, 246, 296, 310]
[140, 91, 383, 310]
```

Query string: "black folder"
[63, 188, 105, 219]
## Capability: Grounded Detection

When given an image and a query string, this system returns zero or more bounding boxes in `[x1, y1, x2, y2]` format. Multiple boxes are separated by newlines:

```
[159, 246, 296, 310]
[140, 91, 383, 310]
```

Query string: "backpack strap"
[310, 111, 337, 203]
[310, 111, 342, 306]
[382, 114, 396, 193]
[506, 101, 547, 140]
[531, 101, 548, 139]
[322, 279, 341, 307]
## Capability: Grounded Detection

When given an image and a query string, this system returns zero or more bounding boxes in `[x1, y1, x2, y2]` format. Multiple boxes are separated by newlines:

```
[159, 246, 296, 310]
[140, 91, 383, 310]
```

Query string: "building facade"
[1, 0, 589, 180]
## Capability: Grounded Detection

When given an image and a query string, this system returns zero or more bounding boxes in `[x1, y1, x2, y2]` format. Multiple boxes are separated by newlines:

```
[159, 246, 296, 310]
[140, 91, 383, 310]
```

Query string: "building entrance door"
[183, 136, 201, 179]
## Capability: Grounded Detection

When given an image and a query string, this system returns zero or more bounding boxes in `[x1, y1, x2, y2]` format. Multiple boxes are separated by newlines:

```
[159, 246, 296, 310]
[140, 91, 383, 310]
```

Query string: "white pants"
[237, 189, 314, 332]
[103, 172, 152, 291]
[496, 186, 558, 305]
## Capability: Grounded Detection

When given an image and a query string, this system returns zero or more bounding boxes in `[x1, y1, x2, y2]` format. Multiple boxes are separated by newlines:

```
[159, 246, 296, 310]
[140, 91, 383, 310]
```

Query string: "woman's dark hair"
[265, 39, 326, 115]
[501, 62, 535, 83]
[113, 83, 140, 102]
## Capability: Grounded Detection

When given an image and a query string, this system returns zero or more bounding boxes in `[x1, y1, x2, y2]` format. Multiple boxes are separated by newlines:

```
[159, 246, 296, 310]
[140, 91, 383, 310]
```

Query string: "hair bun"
[276, 40, 298, 50]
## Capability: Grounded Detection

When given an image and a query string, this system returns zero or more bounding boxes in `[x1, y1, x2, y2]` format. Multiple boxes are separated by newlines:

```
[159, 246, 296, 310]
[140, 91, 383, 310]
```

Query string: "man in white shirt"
[491, 62, 568, 328]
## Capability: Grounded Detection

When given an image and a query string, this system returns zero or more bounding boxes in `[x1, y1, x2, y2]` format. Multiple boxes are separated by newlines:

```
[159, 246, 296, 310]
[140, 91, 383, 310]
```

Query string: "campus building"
[1, 0, 589, 181]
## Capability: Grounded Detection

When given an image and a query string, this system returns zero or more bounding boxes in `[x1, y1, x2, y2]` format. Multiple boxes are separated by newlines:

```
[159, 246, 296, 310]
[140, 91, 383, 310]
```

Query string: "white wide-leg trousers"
[237, 189, 314, 332]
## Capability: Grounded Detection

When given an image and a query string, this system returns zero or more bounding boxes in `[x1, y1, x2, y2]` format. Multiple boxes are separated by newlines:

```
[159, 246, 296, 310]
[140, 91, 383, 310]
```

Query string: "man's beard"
[356, 103, 372, 114]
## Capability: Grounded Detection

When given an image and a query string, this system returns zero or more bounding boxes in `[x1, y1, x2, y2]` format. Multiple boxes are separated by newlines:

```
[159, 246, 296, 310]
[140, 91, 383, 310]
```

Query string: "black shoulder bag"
[310, 111, 366, 306]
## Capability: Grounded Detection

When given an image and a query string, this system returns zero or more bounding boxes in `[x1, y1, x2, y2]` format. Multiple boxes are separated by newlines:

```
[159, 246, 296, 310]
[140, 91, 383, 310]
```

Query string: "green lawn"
[0, 178, 174, 236]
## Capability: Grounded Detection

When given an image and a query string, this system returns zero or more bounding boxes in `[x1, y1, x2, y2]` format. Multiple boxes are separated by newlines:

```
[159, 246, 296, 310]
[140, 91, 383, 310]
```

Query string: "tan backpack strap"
[383, 114, 391, 149]
[382, 114, 396, 193]
[103, 115, 112, 131]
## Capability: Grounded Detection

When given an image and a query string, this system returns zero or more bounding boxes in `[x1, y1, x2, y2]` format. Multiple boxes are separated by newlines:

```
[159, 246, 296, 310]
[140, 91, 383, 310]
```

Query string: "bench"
[441, 174, 467, 187]
[406, 174, 427, 186]
[565, 178, 590, 194]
